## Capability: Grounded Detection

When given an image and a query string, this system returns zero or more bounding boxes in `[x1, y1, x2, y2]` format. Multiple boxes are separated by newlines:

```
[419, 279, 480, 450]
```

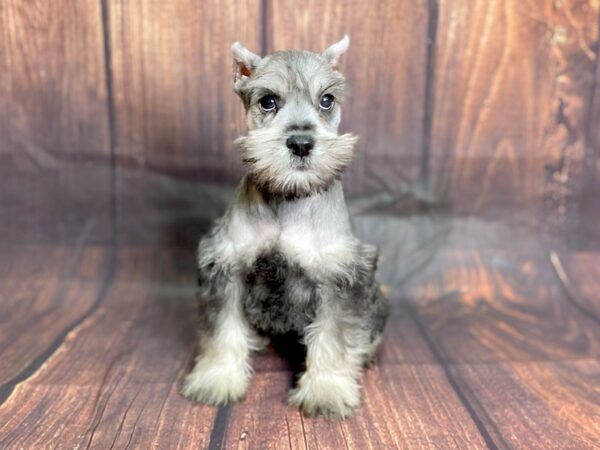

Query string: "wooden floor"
[0, 219, 599, 449]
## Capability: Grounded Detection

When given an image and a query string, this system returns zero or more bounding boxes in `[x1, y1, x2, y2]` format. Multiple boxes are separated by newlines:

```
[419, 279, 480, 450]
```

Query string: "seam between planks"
[419, 0, 438, 195]
[100, 0, 118, 247]
[0, 224, 117, 406]
[207, 404, 232, 450]
[400, 298, 505, 450]
[260, 0, 269, 55]
[205, 3, 271, 448]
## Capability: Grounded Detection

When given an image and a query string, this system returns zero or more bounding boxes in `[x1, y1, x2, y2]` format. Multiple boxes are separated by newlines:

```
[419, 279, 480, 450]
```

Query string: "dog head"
[231, 36, 357, 197]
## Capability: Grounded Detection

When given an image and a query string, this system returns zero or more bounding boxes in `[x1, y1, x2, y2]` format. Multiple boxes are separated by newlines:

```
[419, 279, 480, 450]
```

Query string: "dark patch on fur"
[243, 250, 319, 334]
[195, 259, 229, 346]
[195, 230, 389, 366]
[334, 244, 390, 343]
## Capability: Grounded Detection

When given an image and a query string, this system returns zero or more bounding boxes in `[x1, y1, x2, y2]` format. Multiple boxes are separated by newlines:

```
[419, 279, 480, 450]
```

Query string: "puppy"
[182, 36, 389, 418]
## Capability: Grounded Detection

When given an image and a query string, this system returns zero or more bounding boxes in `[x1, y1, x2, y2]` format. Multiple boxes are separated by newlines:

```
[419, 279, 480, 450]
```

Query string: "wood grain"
[0, 0, 111, 243]
[403, 243, 600, 448]
[405, 246, 600, 363]
[1, 244, 600, 447]
[108, 0, 262, 244]
[0, 244, 110, 385]
[0, 247, 215, 449]
[456, 359, 600, 449]
[429, 0, 599, 238]
[223, 368, 488, 450]
[267, 0, 430, 195]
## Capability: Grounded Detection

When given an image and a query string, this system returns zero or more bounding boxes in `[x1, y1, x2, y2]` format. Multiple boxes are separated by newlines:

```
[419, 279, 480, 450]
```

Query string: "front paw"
[287, 372, 361, 419]
[181, 359, 250, 405]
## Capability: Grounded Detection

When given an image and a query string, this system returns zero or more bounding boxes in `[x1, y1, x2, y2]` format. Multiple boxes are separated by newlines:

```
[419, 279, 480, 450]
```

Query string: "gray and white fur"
[182, 36, 389, 418]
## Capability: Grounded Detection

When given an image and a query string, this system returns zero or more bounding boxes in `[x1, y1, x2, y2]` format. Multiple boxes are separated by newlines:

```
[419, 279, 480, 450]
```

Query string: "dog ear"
[231, 42, 261, 81]
[322, 35, 350, 68]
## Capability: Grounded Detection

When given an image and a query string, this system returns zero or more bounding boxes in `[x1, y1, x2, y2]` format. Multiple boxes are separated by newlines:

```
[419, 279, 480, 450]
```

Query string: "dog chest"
[242, 249, 318, 335]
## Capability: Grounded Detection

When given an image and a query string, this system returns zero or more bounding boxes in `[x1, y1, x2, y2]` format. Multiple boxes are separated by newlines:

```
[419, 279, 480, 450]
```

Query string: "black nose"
[286, 135, 315, 158]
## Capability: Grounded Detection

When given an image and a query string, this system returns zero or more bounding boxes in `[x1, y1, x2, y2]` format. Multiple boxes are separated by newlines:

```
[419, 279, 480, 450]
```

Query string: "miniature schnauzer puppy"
[182, 36, 389, 418]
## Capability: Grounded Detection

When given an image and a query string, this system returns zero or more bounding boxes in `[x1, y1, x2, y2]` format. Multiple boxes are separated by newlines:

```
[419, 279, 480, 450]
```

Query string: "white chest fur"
[217, 179, 358, 279]
[275, 183, 357, 277]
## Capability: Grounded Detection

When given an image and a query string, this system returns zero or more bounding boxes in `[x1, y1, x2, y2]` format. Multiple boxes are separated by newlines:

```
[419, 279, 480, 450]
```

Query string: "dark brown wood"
[1, 245, 600, 447]
[455, 359, 600, 449]
[0, 0, 112, 244]
[267, 0, 430, 195]
[429, 0, 599, 239]
[0, 246, 490, 449]
[0, 244, 110, 385]
[223, 368, 488, 450]
[405, 247, 600, 364]
[108, 0, 263, 244]
[403, 245, 600, 447]
[0, 247, 217, 449]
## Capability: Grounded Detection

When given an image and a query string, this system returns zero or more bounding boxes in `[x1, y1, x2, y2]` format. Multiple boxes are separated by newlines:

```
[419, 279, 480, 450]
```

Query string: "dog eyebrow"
[317, 78, 346, 100]
[251, 87, 283, 104]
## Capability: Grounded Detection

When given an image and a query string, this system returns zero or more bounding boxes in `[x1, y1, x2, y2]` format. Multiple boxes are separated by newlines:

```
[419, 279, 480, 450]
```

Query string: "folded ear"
[231, 42, 261, 81]
[322, 35, 350, 68]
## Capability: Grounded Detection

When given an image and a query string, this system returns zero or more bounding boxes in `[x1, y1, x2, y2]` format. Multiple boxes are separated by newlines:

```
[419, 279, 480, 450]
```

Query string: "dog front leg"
[182, 276, 265, 405]
[288, 296, 366, 418]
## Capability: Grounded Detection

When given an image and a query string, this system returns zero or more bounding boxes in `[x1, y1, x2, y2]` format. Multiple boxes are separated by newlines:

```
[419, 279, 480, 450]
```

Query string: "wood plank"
[429, 0, 599, 238]
[0, 244, 110, 386]
[267, 0, 430, 195]
[109, 0, 262, 244]
[223, 368, 488, 449]
[455, 359, 600, 449]
[0, 247, 216, 449]
[404, 239, 600, 447]
[405, 244, 600, 364]
[0, 0, 111, 243]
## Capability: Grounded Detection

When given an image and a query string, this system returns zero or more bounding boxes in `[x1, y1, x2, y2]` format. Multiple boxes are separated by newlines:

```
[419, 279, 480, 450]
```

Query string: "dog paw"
[181, 359, 250, 405]
[287, 372, 360, 419]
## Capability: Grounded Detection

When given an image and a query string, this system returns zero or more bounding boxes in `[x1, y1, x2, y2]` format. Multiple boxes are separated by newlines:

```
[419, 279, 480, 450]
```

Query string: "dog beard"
[235, 128, 357, 197]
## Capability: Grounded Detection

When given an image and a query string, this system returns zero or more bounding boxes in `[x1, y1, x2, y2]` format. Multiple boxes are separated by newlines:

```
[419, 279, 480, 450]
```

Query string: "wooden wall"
[0, 0, 598, 247]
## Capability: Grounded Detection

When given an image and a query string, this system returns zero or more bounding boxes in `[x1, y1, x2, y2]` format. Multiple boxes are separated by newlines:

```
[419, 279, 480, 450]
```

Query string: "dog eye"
[319, 94, 335, 110]
[259, 95, 277, 112]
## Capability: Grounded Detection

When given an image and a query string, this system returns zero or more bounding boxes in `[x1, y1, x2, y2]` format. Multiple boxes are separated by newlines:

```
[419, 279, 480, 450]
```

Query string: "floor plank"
[2, 244, 599, 448]
[0, 245, 491, 449]
[0, 247, 216, 449]
[223, 368, 488, 450]
[0, 244, 110, 386]
[404, 245, 600, 448]
[455, 359, 600, 449]
[406, 248, 600, 364]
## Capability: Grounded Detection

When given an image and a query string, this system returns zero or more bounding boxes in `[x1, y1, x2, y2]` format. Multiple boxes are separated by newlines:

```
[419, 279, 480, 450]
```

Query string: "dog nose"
[286, 135, 315, 158]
